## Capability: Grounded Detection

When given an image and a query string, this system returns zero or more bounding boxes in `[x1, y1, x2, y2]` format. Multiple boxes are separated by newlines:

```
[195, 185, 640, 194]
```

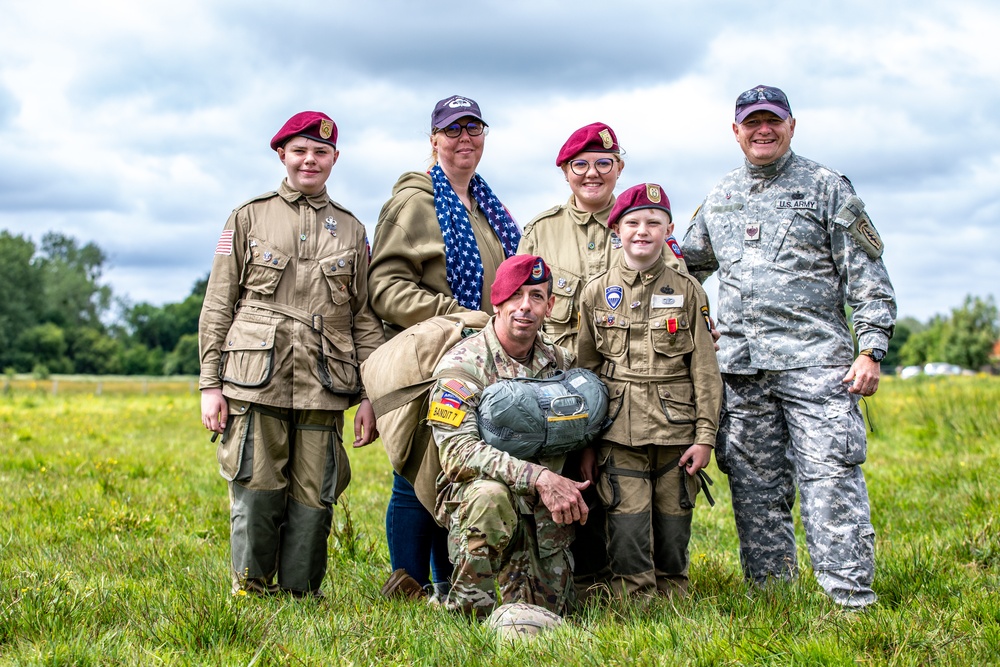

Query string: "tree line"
[1, 230, 202, 377]
[2, 230, 997, 376]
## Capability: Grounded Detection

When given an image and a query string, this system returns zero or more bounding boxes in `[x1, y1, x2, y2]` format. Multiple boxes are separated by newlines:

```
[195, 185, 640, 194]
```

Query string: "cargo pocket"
[217, 400, 254, 483]
[317, 328, 361, 396]
[657, 381, 697, 425]
[242, 240, 289, 296]
[825, 392, 867, 465]
[321, 430, 352, 505]
[320, 249, 357, 306]
[596, 448, 622, 512]
[594, 311, 628, 357]
[650, 316, 695, 357]
[221, 320, 276, 388]
[678, 467, 702, 511]
[548, 269, 581, 326]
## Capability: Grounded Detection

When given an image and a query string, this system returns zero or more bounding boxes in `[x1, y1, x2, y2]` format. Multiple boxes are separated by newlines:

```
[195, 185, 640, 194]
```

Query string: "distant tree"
[164, 333, 201, 375]
[15, 323, 72, 374]
[940, 295, 999, 370]
[37, 232, 112, 331]
[898, 295, 999, 370]
[0, 232, 43, 369]
[125, 276, 206, 355]
[884, 316, 923, 370]
[118, 345, 166, 376]
[71, 328, 123, 375]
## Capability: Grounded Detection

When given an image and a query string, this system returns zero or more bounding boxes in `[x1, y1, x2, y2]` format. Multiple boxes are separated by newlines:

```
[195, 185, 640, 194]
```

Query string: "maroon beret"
[607, 183, 672, 228]
[490, 255, 551, 306]
[269, 111, 338, 151]
[555, 122, 619, 166]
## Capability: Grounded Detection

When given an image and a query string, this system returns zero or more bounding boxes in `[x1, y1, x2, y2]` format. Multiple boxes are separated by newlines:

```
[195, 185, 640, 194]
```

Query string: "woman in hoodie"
[367, 95, 520, 600]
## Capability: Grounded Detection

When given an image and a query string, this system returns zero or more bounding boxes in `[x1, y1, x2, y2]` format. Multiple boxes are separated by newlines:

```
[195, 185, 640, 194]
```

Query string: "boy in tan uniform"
[576, 183, 722, 597]
[199, 111, 383, 597]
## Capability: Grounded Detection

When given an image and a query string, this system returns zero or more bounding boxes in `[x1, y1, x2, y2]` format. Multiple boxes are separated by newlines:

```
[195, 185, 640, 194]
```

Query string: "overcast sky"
[1, 0, 997, 322]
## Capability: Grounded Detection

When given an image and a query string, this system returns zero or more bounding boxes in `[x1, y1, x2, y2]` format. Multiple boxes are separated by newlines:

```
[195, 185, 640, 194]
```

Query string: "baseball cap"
[734, 85, 792, 123]
[431, 95, 486, 131]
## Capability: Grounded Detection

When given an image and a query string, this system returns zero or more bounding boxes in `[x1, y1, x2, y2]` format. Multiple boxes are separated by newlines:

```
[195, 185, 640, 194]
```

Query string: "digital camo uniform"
[200, 178, 384, 595]
[682, 149, 896, 607]
[520, 202, 686, 352]
[427, 321, 576, 618]
[576, 249, 722, 596]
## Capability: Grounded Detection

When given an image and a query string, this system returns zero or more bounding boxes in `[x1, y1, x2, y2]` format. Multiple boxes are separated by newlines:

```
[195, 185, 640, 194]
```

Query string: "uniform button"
[588, 242, 595, 250]
[300, 234, 307, 241]
[260, 341, 267, 347]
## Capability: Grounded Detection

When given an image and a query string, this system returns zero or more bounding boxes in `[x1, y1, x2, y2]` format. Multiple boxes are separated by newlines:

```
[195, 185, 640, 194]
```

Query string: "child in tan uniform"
[576, 183, 723, 597]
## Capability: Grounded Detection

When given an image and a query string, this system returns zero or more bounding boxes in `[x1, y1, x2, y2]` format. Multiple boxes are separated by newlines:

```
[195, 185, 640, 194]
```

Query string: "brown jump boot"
[381, 569, 427, 600]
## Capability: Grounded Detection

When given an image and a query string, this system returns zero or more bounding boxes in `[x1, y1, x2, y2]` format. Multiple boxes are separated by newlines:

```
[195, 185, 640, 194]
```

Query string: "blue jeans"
[386, 472, 452, 588]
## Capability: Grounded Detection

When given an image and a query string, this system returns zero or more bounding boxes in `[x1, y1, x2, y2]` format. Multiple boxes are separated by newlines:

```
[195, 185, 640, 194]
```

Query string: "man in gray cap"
[681, 85, 896, 609]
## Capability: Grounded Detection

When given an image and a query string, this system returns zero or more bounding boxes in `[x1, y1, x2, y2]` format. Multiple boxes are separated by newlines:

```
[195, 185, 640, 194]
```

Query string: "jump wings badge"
[605, 286, 623, 310]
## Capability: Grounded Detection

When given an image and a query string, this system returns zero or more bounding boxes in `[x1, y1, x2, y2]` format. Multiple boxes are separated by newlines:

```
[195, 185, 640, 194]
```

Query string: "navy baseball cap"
[735, 85, 792, 123]
[431, 95, 486, 131]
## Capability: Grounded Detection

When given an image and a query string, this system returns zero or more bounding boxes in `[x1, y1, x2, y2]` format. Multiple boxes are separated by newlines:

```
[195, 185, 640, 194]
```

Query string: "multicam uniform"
[199, 179, 384, 594]
[576, 253, 722, 596]
[427, 321, 575, 618]
[681, 150, 896, 607]
[519, 197, 686, 351]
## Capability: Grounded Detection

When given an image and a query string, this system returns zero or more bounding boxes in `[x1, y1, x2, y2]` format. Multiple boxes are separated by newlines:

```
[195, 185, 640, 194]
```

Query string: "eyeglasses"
[436, 121, 487, 138]
[568, 157, 617, 176]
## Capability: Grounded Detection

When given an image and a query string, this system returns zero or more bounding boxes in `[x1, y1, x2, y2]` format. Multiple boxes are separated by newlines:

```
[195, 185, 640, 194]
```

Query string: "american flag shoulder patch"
[443, 379, 474, 400]
[215, 230, 235, 255]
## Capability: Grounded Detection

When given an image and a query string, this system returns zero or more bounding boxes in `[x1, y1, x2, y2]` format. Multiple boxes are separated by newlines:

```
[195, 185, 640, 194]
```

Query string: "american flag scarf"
[429, 164, 520, 309]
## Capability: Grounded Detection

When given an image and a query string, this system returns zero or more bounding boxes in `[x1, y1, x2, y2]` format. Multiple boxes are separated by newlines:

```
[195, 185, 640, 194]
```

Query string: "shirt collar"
[566, 194, 615, 227]
[616, 252, 666, 286]
[485, 318, 559, 377]
[745, 150, 794, 181]
[279, 179, 330, 209]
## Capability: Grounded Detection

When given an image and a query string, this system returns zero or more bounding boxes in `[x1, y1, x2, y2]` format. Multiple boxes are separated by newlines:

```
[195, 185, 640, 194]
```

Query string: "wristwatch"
[859, 348, 886, 363]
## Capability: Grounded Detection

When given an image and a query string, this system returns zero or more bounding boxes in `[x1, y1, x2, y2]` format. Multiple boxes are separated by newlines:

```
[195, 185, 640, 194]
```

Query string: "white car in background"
[923, 362, 963, 376]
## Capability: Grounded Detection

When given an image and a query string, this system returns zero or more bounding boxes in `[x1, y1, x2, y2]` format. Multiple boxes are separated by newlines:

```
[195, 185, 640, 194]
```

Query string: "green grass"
[1, 376, 999, 665]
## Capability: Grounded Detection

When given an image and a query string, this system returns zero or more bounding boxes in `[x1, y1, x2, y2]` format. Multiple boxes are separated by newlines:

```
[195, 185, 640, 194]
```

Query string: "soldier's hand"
[710, 316, 721, 352]
[353, 398, 378, 447]
[844, 355, 881, 396]
[536, 469, 590, 526]
[679, 444, 712, 475]
[201, 388, 228, 434]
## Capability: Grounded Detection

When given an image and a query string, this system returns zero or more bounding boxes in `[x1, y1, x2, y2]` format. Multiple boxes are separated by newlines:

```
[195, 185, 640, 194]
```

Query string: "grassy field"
[1, 375, 998, 665]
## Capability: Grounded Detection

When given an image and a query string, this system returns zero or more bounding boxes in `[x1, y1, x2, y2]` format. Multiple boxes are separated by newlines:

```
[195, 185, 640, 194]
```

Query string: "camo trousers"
[717, 367, 877, 608]
[443, 479, 575, 618]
